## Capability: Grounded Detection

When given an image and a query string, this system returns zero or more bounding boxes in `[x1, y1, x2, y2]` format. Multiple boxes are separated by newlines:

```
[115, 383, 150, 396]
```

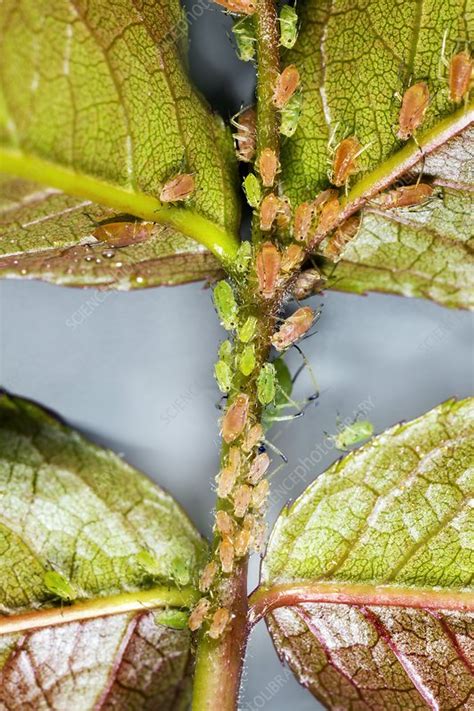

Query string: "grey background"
[1, 4, 473, 710]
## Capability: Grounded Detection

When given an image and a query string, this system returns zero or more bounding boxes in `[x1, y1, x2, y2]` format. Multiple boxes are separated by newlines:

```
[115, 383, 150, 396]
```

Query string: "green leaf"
[0, 0, 240, 285]
[255, 399, 474, 710]
[0, 391, 207, 709]
[282, 0, 473, 307]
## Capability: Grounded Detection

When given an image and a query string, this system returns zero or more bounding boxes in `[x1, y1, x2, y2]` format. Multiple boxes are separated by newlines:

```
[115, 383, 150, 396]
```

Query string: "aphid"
[234, 527, 251, 557]
[217, 447, 241, 497]
[280, 91, 303, 137]
[238, 315, 258, 343]
[333, 419, 374, 450]
[243, 174, 262, 208]
[188, 598, 211, 631]
[256, 241, 281, 297]
[160, 173, 195, 203]
[199, 560, 218, 593]
[136, 550, 161, 577]
[155, 609, 189, 630]
[259, 148, 279, 188]
[279, 5, 298, 49]
[222, 393, 250, 443]
[275, 197, 292, 230]
[215, 359, 232, 393]
[324, 215, 361, 261]
[219, 537, 235, 573]
[171, 557, 190, 586]
[232, 16, 256, 62]
[239, 344, 256, 376]
[208, 607, 231, 639]
[232, 106, 257, 162]
[331, 136, 362, 187]
[373, 183, 433, 210]
[294, 202, 315, 242]
[43, 571, 76, 602]
[257, 363, 276, 405]
[235, 241, 252, 273]
[292, 268, 324, 300]
[213, 0, 256, 15]
[272, 65, 300, 109]
[250, 519, 266, 552]
[397, 82, 430, 141]
[216, 510, 236, 537]
[271, 306, 314, 351]
[213, 280, 238, 330]
[251, 478, 269, 510]
[281, 244, 304, 273]
[247, 452, 270, 485]
[314, 194, 341, 238]
[242, 423, 263, 452]
[219, 340, 233, 363]
[92, 221, 153, 248]
[259, 193, 280, 231]
[449, 51, 473, 103]
[233, 484, 252, 518]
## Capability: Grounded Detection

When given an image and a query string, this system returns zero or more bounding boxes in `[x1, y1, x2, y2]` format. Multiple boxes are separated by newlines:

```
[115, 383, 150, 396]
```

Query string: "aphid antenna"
[327, 121, 340, 152]
[438, 29, 450, 75]
[260, 438, 289, 463]
[267, 410, 305, 423]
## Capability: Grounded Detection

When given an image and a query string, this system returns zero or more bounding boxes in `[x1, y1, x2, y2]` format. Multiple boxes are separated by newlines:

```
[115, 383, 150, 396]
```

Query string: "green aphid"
[232, 16, 256, 62]
[257, 363, 277, 405]
[235, 241, 252, 273]
[262, 358, 292, 428]
[214, 280, 238, 331]
[136, 550, 161, 577]
[171, 557, 191, 587]
[279, 6, 299, 49]
[43, 571, 76, 602]
[215, 359, 232, 393]
[333, 420, 374, 450]
[280, 91, 303, 137]
[239, 344, 256, 376]
[155, 608, 189, 630]
[218, 340, 233, 363]
[239, 315, 258, 343]
[242, 174, 262, 209]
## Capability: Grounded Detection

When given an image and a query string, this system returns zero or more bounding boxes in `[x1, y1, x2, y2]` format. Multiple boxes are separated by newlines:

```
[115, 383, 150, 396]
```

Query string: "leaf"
[0, 391, 207, 709]
[255, 399, 474, 710]
[0, 0, 240, 287]
[282, 0, 474, 308]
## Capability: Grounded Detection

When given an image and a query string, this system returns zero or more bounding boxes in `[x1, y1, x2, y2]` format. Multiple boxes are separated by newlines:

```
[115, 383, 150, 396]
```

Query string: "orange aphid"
[271, 306, 314, 351]
[213, 0, 255, 14]
[215, 510, 236, 537]
[242, 423, 263, 453]
[160, 173, 195, 202]
[217, 465, 238, 498]
[259, 148, 279, 187]
[219, 537, 235, 573]
[275, 197, 292, 230]
[260, 193, 281, 231]
[273, 65, 300, 109]
[233, 106, 257, 162]
[199, 560, 218, 593]
[281, 243, 304, 272]
[233, 484, 252, 518]
[397, 82, 430, 140]
[331, 136, 362, 187]
[449, 51, 472, 103]
[92, 221, 153, 248]
[234, 527, 252, 557]
[247, 452, 270, 485]
[208, 607, 231, 640]
[315, 194, 341, 238]
[292, 268, 323, 300]
[373, 183, 433, 210]
[294, 202, 314, 242]
[188, 598, 211, 631]
[222, 394, 250, 443]
[256, 241, 281, 297]
[251, 479, 269, 510]
[324, 215, 361, 260]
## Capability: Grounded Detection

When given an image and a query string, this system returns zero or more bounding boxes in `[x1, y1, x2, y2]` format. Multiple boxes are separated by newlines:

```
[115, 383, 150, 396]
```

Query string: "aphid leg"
[259, 439, 289, 463]
[266, 411, 305, 422]
[438, 29, 450, 77]
[266, 462, 286, 481]
[291, 343, 320, 402]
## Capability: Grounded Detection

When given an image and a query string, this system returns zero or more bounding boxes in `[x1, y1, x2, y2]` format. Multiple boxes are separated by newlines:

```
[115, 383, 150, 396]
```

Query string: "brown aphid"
[273, 65, 300, 109]
[232, 106, 257, 162]
[222, 394, 250, 443]
[215, 510, 236, 537]
[217, 465, 238, 498]
[331, 136, 362, 187]
[271, 306, 315, 351]
[208, 607, 231, 640]
[292, 268, 324, 300]
[275, 197, 292, 230]
[247, 452, 270, 485]
[373, 183, 433, 210]
[251, 478, 270, 510]
[315, 194, 341, 238]
[160, 173, 195, 202]
[92, 221, 153, 248]
[188, 598, 211, 631]
[294, 202, 315, 242]
[449, 51, 473, 103]
[259, 194, 280, 232]
[281, 244, 304, 273]
[259, 148, 279, 187]
[324, 215, 361, 261]
[199, 561, 218, 593]
[233, 484, 252, 518]
[397, 82, 430, 141]
[256, 241, 281, 297]
[213, 0, 255, 14]
[219, 537, 235, 574]
[234, 527, 251, 557]
[242, 423, 263, 453]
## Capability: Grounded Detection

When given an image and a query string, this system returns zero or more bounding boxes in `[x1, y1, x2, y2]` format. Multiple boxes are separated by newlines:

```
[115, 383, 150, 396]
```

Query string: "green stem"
[0, 147, 240, 265]
[254, 0, 281, 161]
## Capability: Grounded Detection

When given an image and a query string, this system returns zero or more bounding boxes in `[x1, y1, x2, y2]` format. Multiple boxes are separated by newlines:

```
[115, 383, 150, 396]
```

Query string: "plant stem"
[254, 0, 281, 160]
